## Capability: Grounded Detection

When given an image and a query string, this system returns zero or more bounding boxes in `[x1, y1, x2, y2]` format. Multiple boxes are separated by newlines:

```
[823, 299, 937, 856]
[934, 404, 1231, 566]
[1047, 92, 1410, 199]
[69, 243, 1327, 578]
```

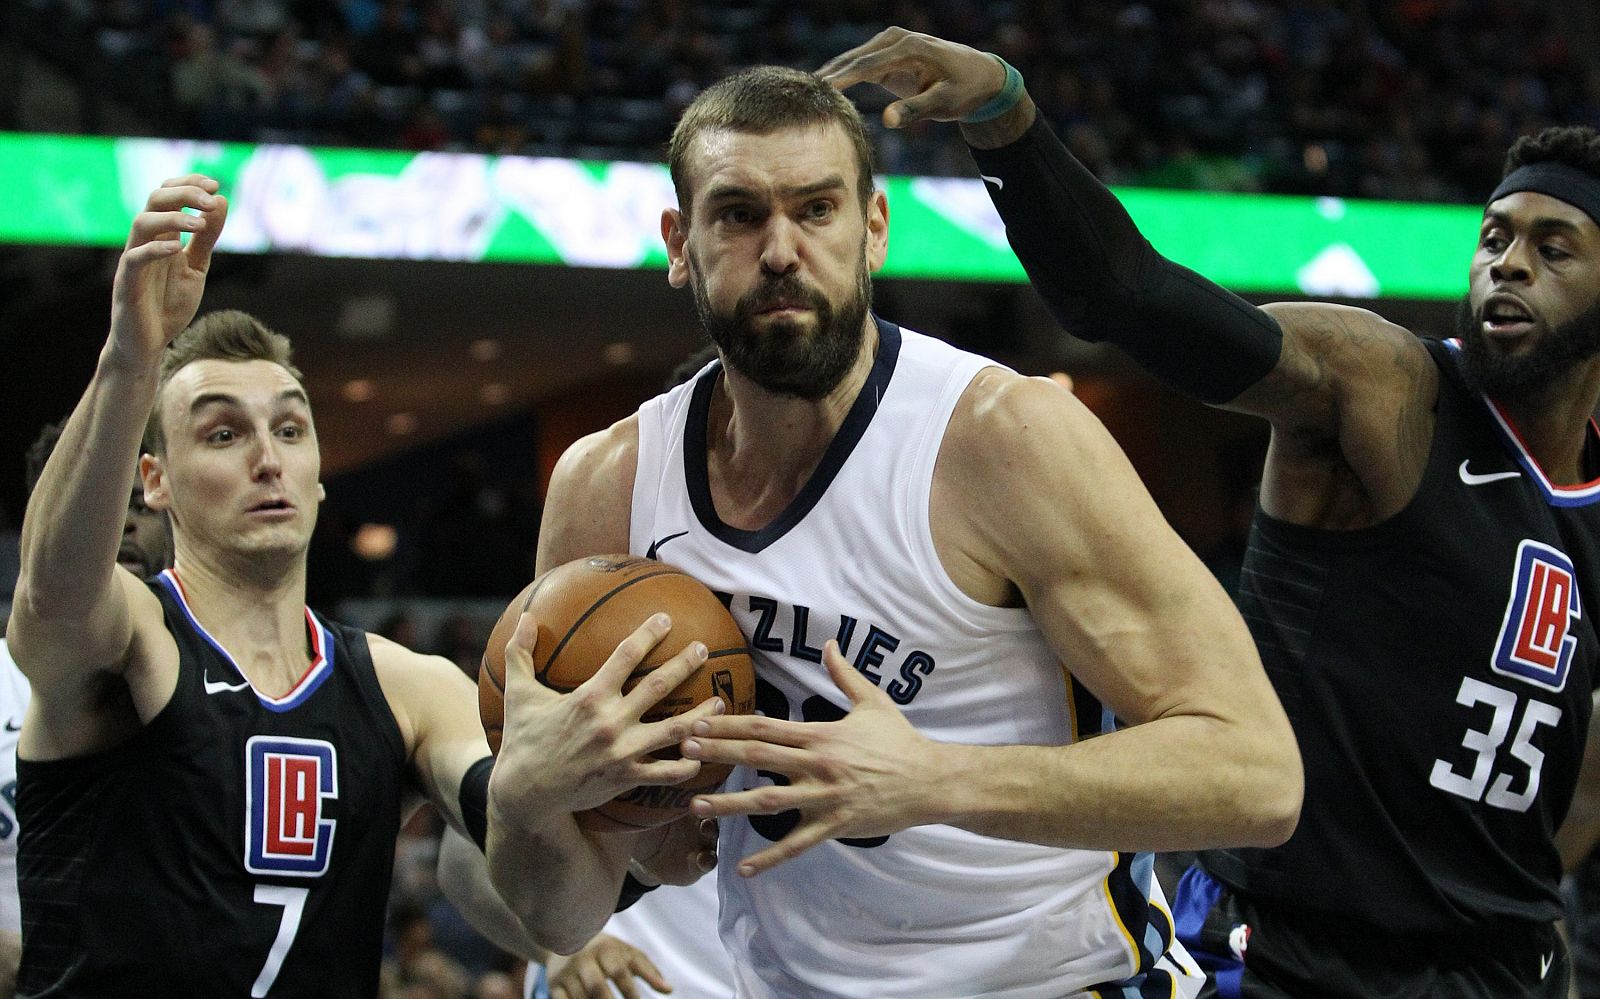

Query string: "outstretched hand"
[818, 27, 1011, 128]
[547, 932, 672, 999]
[488, 611, 726, 836]
[110, 174, 229, 363]
[682, 640, 943, 876]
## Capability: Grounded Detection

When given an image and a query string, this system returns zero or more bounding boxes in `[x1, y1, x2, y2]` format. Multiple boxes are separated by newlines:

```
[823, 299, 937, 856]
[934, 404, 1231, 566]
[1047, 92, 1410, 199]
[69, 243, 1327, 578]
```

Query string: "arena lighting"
[0, 131, 1476, 299]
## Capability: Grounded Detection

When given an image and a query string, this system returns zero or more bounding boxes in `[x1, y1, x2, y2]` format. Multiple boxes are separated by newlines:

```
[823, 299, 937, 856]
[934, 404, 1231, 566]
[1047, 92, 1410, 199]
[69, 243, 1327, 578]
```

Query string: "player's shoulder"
[366, 631, 460, 679]
[550, 413, 641, 500]
[944, 367, 1105, 464]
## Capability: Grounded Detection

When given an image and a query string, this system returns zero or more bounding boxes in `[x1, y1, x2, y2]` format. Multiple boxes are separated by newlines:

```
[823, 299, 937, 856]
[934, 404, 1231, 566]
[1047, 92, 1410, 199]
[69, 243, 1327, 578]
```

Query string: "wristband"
[458, 755, 493, 851]
[962, 55, 1024, 123]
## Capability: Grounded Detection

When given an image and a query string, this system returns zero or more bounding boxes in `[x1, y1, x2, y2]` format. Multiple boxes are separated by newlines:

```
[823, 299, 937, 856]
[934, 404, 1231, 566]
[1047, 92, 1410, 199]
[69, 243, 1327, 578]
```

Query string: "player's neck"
[708, 322, 878, 526]
[168, 552, 315, 683]
[1496, 362, 1600, 484]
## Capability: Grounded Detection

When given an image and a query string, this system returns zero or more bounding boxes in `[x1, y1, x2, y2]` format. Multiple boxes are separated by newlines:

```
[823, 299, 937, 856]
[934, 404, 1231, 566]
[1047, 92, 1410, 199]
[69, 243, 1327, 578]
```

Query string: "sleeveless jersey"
[1205, 337, 1600, 934]
[605, 876, 733, 999]
[0, 642, 31, 935]
[631, 319, 1200, 998]
[16, 570, 407, 997]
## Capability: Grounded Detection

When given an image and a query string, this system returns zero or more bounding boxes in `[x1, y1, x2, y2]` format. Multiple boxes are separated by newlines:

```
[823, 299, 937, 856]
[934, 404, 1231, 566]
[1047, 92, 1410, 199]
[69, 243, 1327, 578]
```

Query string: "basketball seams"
[480, 556, 755, 828]
[541, 565, 686, 685]
[480, 570, 558, 695]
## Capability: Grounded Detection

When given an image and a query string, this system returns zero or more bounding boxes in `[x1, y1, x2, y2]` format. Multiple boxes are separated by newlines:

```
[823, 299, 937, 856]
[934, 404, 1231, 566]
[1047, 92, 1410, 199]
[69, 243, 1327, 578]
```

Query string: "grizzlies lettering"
[713, 591, 936, 706]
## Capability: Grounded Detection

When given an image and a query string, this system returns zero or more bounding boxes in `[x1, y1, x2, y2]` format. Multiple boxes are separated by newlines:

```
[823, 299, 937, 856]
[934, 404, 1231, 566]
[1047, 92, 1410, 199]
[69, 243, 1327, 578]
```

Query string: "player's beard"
[1456, 293, 1600, 401]
[691, 249, 873, 401]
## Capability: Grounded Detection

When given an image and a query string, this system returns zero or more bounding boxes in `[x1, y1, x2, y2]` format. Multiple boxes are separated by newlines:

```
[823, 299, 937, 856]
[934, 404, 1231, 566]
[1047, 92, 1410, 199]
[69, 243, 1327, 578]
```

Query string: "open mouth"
[1482, 296, 1534, 335]
[247, 499, 295, 517]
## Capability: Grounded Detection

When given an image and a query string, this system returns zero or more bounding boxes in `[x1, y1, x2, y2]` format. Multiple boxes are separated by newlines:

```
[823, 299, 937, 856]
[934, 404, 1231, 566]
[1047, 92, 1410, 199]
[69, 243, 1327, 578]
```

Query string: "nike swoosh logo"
[1541, 949, 1553, 979]
[979, 174, 1004, 190]
[3, 720, 19, 733]
[1458, 460, 1522, 485]
[646, 531, 690, 560]
[203, 672, 251, 695]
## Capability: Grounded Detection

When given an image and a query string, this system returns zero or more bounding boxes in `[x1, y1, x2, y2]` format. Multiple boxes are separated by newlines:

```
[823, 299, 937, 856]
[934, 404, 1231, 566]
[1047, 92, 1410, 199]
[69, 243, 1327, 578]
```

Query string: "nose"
[760, 216, 800, 276]
[1489, 239, 1532, 284]
[251, 433, 283, 481]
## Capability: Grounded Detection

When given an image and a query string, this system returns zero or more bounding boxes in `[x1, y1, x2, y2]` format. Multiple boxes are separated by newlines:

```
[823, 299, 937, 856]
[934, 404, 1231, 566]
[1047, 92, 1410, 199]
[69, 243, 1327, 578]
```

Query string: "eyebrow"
[1482, 210, 1586, 236]
[704, 175, 850, 205]
[188, 388, 311, 415]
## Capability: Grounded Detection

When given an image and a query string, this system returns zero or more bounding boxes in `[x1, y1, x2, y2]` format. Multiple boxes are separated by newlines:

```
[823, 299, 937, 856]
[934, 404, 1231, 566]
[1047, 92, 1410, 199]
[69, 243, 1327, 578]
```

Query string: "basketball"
[479, 554, 756, 832]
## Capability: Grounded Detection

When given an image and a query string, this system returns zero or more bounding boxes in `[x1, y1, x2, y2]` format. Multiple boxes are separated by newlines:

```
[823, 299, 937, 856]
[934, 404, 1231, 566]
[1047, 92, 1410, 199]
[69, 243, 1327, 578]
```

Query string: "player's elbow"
[534, 916, 608, 958]
[1231, 731, 1304, 847]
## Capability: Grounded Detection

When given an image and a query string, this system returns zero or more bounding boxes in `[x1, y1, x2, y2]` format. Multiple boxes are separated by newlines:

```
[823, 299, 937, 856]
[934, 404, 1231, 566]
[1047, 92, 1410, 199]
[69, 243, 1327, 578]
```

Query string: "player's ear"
[140, 452, 170, 512]
[664, 208, 691, 289]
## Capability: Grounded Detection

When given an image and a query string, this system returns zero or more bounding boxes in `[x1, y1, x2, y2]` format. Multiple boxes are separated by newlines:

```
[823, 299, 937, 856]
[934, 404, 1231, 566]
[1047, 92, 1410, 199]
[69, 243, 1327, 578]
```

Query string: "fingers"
[586, 613, 674, 693]
[142, 181, 220, 216]
[683, 732, 810, 774]
[157, 173, 221, 194]
[686, 710, 809, 746]
[184, 194, 229, 271]
[735, 820, 834, 877]
[619, 947, 670, 993]
[816, 26, 909, 85]
[118, 238, 186, 272]
[884, 80, 958, 128]
[617, 635, 708, 715]
[822, 639, 882, 705]
[501, 612, 543, 696]
[127, 210, 208, 248]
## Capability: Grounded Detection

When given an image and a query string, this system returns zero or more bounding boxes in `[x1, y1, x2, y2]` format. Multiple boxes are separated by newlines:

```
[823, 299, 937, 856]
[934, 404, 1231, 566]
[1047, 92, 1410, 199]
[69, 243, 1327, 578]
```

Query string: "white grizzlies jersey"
[606, 876, 733, 999]
[0, 641, 30, 935]
[631, 320, 1200, 999]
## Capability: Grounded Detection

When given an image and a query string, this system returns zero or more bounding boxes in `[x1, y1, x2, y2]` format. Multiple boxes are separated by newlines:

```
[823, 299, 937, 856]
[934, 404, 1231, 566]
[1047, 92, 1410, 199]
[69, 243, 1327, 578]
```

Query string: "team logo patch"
[245, 736, 338, 877]
[1492, 540, 1580, 692]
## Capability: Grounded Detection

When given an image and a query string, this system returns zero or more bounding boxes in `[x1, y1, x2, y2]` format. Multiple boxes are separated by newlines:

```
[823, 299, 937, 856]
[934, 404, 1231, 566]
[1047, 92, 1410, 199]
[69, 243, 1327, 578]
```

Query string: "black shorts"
[1172, 864, 1569, 999]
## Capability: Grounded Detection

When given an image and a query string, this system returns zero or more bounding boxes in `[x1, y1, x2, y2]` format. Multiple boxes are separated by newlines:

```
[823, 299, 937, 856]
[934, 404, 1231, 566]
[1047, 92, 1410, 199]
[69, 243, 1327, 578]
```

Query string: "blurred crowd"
[19, 0, 1598, 201]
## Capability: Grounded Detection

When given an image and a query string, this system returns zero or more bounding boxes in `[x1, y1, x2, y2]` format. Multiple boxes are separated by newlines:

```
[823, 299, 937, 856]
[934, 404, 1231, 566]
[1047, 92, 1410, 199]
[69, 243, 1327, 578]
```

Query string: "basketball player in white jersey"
[518, 66, 1304, 997]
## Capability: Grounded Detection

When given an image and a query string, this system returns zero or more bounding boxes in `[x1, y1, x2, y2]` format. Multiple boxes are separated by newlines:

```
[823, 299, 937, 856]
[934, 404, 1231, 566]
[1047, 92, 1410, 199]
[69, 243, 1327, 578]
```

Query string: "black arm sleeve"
[458, 755, 493, 851]
[968, 116, 1283, 405]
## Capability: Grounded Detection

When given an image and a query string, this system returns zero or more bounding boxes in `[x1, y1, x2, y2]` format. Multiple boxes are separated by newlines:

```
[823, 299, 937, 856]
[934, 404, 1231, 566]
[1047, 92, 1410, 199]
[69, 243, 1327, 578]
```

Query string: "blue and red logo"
[245, 736, 338, 877]
[1493, 540, 1581, 692]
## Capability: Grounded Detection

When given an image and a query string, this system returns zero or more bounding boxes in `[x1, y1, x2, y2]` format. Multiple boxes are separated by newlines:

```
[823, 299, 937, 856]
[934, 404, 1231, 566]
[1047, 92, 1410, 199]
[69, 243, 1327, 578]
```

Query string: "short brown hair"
[142, 309, 303, 455]
[668, 66, 876, 220]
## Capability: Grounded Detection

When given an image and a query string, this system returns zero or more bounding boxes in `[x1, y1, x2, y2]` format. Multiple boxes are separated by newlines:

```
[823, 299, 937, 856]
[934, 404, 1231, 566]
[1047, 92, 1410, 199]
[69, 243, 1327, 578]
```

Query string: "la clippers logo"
[245, 736, 338, 877]
[1493, 540, 1581, 693]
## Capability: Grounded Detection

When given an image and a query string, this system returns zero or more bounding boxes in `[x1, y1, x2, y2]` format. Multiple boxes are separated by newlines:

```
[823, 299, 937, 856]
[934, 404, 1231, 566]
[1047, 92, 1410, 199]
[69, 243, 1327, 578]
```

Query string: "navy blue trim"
[684, 317, 903, 553]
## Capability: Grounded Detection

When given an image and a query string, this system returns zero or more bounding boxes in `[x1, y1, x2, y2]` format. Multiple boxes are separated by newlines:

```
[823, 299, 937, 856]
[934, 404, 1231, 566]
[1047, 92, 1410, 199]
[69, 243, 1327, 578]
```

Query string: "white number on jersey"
[1429, 676, 1562, 812]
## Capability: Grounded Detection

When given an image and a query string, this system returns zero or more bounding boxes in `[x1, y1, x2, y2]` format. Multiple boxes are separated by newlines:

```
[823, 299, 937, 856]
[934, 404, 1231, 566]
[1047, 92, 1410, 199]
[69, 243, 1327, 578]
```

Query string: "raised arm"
[819, 30, 1438, 525]
[685, 373, 1302, 874]
[10, 177, 226, 706]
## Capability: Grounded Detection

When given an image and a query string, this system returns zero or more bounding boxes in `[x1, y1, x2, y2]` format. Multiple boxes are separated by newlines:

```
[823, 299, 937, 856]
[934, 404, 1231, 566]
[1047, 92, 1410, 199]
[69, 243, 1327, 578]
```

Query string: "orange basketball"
[479, 554, 755, 832]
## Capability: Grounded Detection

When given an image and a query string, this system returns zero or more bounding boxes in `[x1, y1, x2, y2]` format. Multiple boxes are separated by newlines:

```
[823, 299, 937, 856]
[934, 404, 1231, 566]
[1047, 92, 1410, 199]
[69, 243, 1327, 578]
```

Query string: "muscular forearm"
[932, 715, 1301, 852]
[966, 113, 1282, 405]
[16, 351, 158, 616]
[485, 815, 631, 955]
[438, 828, 546, 961]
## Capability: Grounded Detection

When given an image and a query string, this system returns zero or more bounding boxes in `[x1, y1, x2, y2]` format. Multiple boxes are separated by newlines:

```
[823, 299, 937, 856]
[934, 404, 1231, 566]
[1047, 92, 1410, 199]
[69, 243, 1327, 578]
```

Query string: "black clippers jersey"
[16, 571, 407, 997]
[1206, 338, 1600, 934]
